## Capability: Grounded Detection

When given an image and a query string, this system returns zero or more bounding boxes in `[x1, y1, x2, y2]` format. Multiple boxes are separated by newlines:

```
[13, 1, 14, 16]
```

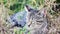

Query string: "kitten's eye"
[38, 13, 41, 15]
[36, 20, 43, 22]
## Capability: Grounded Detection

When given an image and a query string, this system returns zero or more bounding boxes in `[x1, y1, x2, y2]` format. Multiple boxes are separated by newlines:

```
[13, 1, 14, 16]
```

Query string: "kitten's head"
[24, 5, 47, 30]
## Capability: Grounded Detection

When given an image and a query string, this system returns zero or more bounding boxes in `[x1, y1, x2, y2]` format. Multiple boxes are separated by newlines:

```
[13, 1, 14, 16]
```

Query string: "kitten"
[6, 5, 48, 34]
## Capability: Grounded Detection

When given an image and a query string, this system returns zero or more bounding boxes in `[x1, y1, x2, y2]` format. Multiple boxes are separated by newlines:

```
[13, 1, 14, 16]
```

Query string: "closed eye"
[38, 13, 41, 15]
[36, 20, 43, 22]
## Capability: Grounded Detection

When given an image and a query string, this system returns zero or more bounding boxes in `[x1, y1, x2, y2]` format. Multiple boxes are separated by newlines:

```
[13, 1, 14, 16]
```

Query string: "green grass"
[2, 0, 45, 15]
[14, 28, 30, 34]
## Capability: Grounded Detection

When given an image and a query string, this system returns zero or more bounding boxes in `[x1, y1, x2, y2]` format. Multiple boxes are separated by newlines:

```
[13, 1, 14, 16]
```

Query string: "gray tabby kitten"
[6, 4, 48, 34]
[25, 5, 48, 34]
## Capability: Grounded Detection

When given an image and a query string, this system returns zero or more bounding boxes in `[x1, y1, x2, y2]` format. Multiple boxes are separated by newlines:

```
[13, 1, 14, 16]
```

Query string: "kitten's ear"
[39, 8, 47, 17]
[24, 5, 33, 12]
